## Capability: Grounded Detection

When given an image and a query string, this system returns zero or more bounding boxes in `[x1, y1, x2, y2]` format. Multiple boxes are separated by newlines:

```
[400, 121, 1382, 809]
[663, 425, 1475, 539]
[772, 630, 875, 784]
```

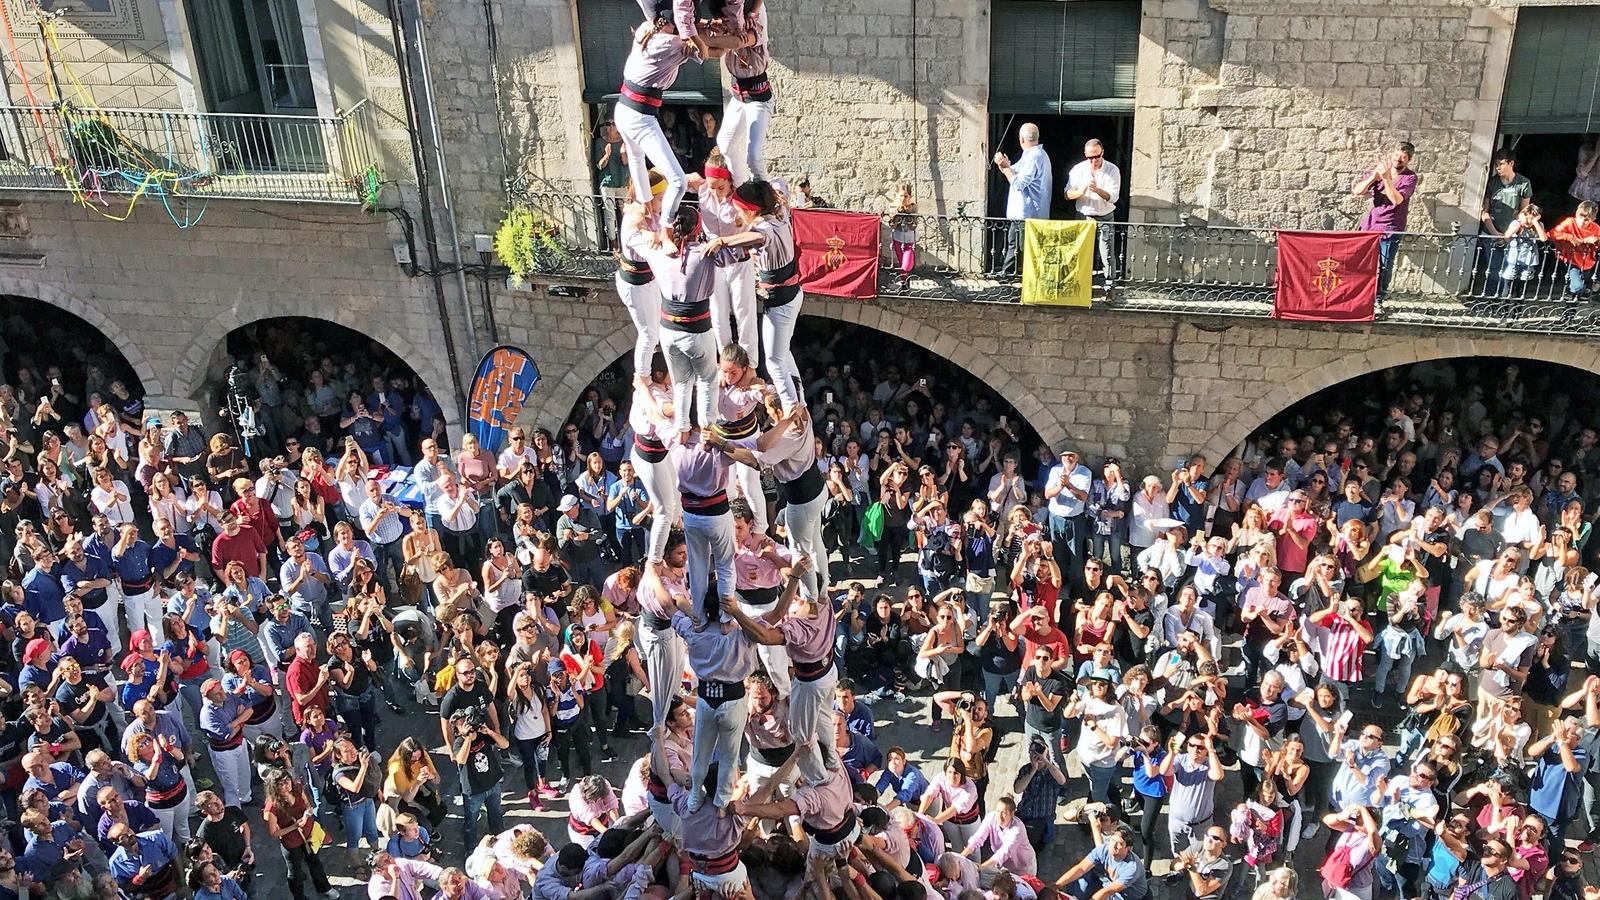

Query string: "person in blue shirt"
[164, 575, 214, 637]
[18, 809, 85, 883]
[384, 813, 433, 861]
[1055, 822, 1150, 900]
[259, 599, 312, 672]
[605, 462, 651, 566]
[21, 550, 66, 627]
[993, 122, 1053, 277]
[358, 479, 409, 598]
[20, 751, 86, 805]
[147, 518, 200, 589]
[106, 823, 179, 897]
[873, 745, 930, 810]
[1527, 716, 1589, 844]
[833, 679, 875, 740]
[1045, 448, 1093, 576]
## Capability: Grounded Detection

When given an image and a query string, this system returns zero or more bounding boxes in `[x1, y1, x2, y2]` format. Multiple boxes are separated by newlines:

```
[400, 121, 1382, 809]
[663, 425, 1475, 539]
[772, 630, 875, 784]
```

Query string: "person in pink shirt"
[961, 796, 1036, 877]
[735, 755, 858, 858]
[638, 535, 691, 728]
[716, 397, 826, 607]
[1266, 489, 1317, 581]
[741, 672, 794, 800]
[671, 427, 737, 620]
[688, 157, 758, 369]
[565, 774, 618, 847]
[627, 370, 677, 564]
[919, 758, 981, 850]
[715, 345, 769, 534]
[731, 499, 795, 694]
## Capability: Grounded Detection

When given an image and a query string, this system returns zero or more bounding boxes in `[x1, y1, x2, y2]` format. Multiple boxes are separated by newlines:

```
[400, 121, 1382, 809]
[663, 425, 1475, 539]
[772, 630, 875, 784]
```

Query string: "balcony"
[0, 101, 378, 204]
[510, 191, 1600, 337]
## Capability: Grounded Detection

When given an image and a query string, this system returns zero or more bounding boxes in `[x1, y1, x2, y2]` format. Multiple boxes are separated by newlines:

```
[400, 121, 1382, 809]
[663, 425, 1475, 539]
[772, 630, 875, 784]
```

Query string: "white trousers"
[210, 741, 253, 807]
[631, 446, 680, 563]
[617, 274, 663, 378]
[789, 665, 837, 783]
[616, 105, 686, 218]
[663, 327, 718, 434]
[782, 490, 826, 601]
[738, 599, 790, 696]
[151, 783, 194, 844]
[683, 509, 736, 613]
[121, 585, 162, 651]
[761, 293, 803, 412]
[717, 96, 772, 184]
[690, 692, 750, 810]
[636, 622, 687, 727]
[711, 259, 760, 367]
[729, 462, 767, 534]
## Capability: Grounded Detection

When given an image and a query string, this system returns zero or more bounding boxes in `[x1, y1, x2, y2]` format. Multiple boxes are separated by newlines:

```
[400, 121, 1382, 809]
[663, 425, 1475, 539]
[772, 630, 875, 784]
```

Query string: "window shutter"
[989, 0, 1141, 115]
[577, 0, 724, 105]
[1501, 6, 1600, 134]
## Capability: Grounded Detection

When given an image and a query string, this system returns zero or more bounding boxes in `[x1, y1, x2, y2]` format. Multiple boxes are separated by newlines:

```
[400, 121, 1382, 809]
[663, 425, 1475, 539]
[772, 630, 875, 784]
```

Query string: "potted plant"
[494, 205, 565, 286]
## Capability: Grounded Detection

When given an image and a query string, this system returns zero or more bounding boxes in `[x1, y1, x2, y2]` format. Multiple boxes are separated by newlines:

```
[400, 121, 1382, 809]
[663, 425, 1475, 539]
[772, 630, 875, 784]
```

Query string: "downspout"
[385, 0, 466, 407]
[408, 4, 486, 349]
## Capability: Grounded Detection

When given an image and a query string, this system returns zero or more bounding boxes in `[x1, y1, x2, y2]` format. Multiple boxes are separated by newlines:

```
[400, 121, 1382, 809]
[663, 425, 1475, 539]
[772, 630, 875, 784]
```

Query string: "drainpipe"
[385, 0, 467, 408]
[407, 4, 486, 350]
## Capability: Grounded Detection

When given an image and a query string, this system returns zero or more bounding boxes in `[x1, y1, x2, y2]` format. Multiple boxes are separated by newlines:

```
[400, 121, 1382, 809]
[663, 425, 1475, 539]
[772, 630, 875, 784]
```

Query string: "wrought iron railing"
[506, 191, 1600, 335]
[0, 101, 378, 203]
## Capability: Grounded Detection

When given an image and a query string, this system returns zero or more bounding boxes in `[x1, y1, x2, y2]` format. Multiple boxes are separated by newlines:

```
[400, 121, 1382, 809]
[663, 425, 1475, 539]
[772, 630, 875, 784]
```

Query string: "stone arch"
[170, 304, 460, 429]
[522, 295, 1074, 452]
[0, 279, 165, 396]
[1194, 332, 1600, 466]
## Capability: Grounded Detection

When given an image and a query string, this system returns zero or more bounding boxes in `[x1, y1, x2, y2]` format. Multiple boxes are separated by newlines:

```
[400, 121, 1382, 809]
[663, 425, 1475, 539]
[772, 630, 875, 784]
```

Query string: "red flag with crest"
[792, 208, 880, 299]
[1273, 230, 1380, 322]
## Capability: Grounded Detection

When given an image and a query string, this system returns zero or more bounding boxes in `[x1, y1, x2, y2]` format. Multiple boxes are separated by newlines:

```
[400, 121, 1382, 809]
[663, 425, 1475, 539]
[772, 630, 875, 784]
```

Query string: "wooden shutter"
[577, 0, 724, 104]
[1500, 6, 1600, 134]
[989, 0, 1141, 115]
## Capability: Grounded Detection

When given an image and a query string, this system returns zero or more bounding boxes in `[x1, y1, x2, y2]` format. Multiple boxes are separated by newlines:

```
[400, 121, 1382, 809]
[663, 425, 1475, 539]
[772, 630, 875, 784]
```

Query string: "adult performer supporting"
[628, 365, 677, 564]
[705, 180, 802, 414]
[735, 753, 859, 859]
[717, 0, 771, 183]
[671, 427, 736, 621]
[669, 601, 757, 812]
[690, 154, 759, 369]
[717, 398, 825, 605]
[617, 170, 665, 380]
[730, 498, 792, 696]
[628, 207, 736, 437]
[724, 556, 834, 782]
[617, 9, 748, 227]
[637, 534, 690, 728]
[716, 344, 768, 535]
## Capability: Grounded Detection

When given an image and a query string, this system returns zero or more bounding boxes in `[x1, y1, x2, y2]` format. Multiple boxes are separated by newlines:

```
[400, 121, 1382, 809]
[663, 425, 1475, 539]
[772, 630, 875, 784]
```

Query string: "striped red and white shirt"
[1317, 611, 1368, 682]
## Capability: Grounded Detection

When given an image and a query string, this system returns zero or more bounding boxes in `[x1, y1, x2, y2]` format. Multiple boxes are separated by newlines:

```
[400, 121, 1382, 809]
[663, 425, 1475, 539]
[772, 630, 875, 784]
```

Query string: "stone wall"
[496, 278, 1600, 479]
[1131, 0, 1515, 232]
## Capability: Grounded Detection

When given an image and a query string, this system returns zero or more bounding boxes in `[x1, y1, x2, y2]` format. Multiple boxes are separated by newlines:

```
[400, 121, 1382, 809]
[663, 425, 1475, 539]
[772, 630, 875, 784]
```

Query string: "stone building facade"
[0, 0, 1589, 474]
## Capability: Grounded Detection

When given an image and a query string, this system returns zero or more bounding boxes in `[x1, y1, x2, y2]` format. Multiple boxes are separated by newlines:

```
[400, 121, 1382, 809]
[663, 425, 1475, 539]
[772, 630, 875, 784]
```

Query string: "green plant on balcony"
[495, 205, 565, 286]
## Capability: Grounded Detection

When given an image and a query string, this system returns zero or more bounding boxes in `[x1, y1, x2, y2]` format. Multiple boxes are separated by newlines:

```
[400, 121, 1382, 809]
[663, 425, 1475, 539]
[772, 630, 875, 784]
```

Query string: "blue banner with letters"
[466, 345, 540, 451]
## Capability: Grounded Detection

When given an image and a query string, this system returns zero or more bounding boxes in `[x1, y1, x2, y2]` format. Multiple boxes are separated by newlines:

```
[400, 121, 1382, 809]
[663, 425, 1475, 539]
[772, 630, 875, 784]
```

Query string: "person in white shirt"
[1499, 486, 1541, 568]
[89, 467, 135, 525]
[1063, 139, 1122, 291]
[1128, 476, 1169, 557]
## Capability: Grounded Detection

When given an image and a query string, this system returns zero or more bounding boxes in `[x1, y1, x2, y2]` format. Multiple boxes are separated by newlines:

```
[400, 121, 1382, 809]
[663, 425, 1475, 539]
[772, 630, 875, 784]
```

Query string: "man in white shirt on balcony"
[1065, 139, 1122, 295]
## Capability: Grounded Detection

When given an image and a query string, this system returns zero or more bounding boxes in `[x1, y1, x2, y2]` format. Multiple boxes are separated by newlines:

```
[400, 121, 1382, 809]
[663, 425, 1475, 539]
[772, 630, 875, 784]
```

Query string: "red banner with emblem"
[1273, 230, 1380, 322]
[792, 208, 880, 299]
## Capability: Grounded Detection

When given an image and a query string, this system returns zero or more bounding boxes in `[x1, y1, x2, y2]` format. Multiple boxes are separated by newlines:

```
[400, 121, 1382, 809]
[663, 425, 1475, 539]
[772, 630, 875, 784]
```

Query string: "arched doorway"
[1225, 357, 1600, 565]
[0, 294, 152, 437]
[200, 316, 446, 465]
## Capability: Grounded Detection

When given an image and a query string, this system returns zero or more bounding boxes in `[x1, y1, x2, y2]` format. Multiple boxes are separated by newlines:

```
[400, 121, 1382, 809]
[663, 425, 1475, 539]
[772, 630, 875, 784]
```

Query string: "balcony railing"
[0, 101, 378, 204]
[508, 191, 1600, 336]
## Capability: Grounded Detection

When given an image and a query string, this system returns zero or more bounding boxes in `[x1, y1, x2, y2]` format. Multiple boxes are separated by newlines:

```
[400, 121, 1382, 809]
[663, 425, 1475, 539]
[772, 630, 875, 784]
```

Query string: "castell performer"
[704, 179, 803, 415]
[637, 533, 691, 728]
[716, 395, 827, 606]
[654, 731, 751, 897]
[670, 424, 737, 621]
[735, 749, 860, 858]
[618, 3, 751, 229]
[628, 360, 678, 565]
[717, 0, 771, 184]
[715, 343, 769, 534]
[617, 170, 665, 382]
[625, 205, 738, 438]
[689, 153, 760, 369]
[723, 555, 835, 782]
[668, 583, 759, 812]
[730, 498, 793, 696]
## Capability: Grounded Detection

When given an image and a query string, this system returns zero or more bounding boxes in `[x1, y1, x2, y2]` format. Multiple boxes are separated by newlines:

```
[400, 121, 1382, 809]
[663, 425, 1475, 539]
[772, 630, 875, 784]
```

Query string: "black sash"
[738, 584, 780, 607]
[758, 258, 800, 307]
[661, 295, 712, 333]
[801, 808, 857, 845]
[753, 743, 795, 766]
[682, 490, 730, 517]
[633, 433, 668, 464]
[619, 79, 664, 117]
[792, 655, 834, 682]
[732, 71, 772, 102]
[698, 678, 746, 708]
[780, 464, 825, 505]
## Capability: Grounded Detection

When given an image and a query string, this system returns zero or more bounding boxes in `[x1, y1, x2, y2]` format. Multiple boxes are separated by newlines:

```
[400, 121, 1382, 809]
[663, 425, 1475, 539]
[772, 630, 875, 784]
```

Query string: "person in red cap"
[199, 678, 253, 807]
[17, 637, 54, 692]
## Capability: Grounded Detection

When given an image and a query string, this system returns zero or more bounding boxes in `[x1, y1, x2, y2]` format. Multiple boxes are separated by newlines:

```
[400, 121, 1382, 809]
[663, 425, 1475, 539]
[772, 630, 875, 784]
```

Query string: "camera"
[451, 706, 486, 730]
[956, 696, 973, 712]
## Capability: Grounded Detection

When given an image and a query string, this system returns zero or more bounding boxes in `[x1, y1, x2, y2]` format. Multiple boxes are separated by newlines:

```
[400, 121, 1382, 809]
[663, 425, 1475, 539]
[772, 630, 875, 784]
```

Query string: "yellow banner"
[1020, 219, 1096, 307]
